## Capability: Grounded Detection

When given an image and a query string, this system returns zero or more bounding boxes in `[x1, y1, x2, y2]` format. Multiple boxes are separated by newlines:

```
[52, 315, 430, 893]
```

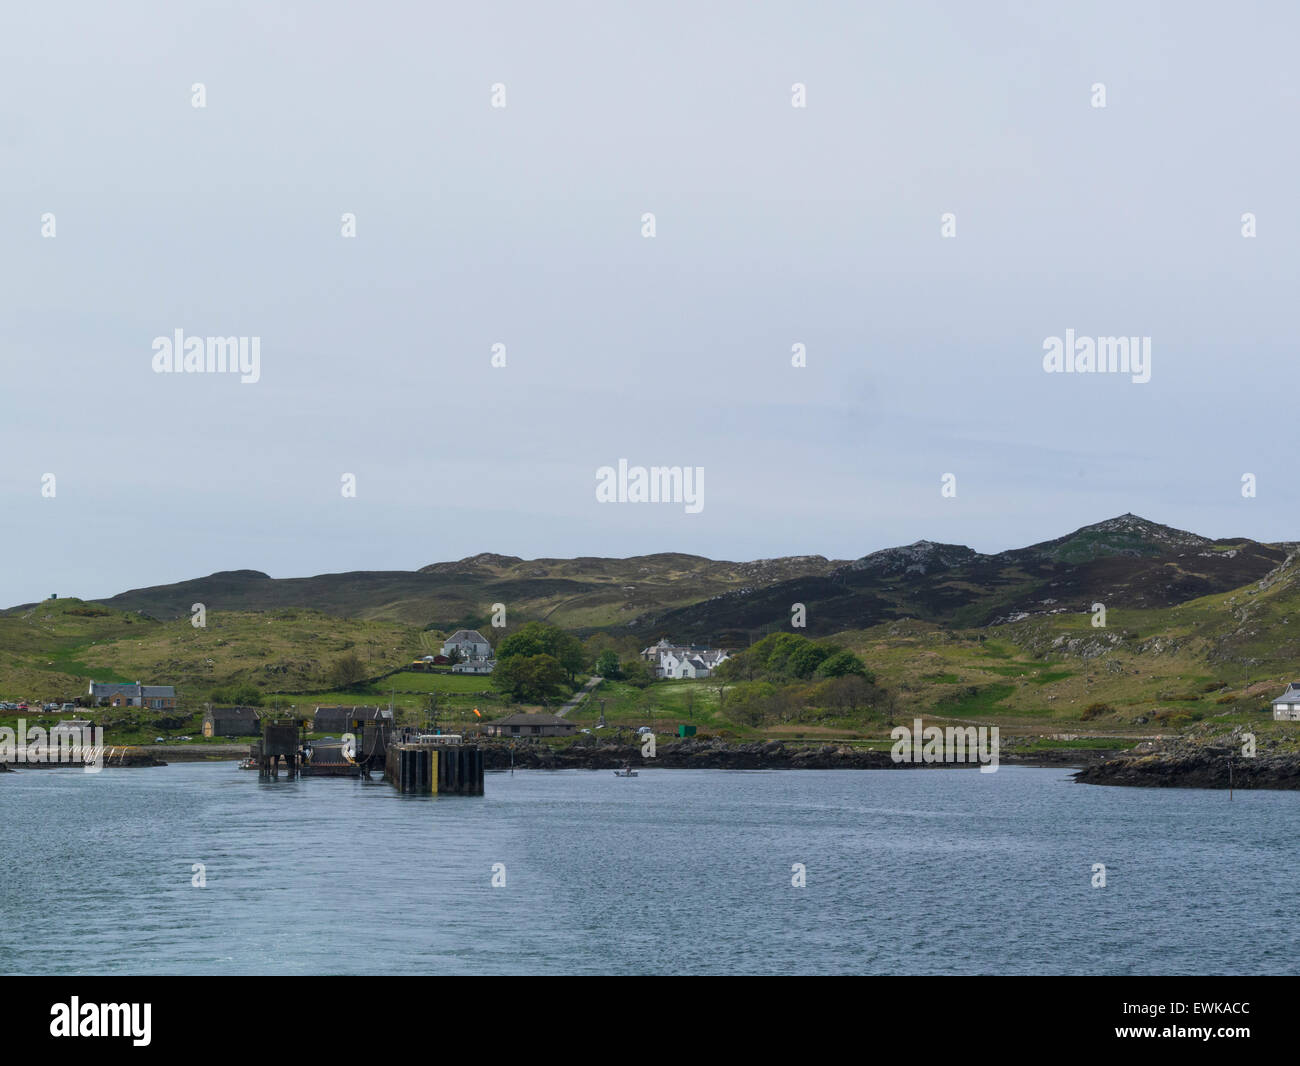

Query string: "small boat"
[613, 768, 638, 778]
[238, 758, 256, 770]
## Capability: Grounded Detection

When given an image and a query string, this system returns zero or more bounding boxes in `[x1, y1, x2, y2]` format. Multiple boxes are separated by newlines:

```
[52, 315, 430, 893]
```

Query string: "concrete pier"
[385, 740, 484, 795]
[257, 720, 304, 779]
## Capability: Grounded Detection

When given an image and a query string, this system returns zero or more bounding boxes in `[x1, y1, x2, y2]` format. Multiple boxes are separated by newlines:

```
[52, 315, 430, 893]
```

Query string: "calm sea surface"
[2, 763, 1296, 975]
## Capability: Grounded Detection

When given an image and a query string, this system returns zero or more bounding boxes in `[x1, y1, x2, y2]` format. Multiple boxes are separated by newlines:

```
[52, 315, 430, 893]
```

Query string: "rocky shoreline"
[0, 738, 1123, 774]
[1072, 740, 1300, 790]
[12, 734, 1299, 788]
[479, 737, 1118, 771]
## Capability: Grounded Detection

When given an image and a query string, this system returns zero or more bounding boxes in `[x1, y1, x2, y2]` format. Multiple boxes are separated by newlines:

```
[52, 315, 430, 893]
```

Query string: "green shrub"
[1080, 702, 1114, 721]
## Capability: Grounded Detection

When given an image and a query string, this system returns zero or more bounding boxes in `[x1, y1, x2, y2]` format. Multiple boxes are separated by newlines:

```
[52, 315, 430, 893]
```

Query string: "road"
[557, 676, 602, 718]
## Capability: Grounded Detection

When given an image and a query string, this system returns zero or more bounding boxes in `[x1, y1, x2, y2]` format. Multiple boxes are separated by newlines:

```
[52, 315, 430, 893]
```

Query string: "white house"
[1272, 682, 1300, 721]
[647, 643, 730, 679]
[441, 629, 492, 661]
[451, 659, 495, 675]
[661, 653, 713, 679]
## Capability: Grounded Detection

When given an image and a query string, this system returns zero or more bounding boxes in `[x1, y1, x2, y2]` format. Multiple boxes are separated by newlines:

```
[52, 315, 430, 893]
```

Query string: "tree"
[327, 651, 368, 690]
[491, 653, 568, 702]
[815, 650, 873, 681]
[786, 641, 832, 679]
[620, 658, 654, 688]
[723, 684, 767, 728]
[209, 682, 264, 707]
[722, 634, 865, 682]
[496, 622, 586, 683]
[595, 650, 621, 678]
[635, 688, 658, 728]
[231, 683, 264, 707]
[584, 632, 633, 666]
[812, 674, 875, 714]
[751, 633, 806, 676]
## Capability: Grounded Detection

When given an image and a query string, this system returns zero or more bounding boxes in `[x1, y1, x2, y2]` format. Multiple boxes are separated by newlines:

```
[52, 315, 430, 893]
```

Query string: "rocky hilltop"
[1, 512, 1281, 645]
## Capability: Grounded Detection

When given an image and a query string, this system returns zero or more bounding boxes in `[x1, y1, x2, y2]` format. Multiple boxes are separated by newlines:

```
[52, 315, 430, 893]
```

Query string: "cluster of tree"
[619, 658, 655, 687]
[580, 633, 650, 683]
[496, 622, 585, 680]
[716, 633, 874, 684]
[719, 674, 890, 729]
[590, 651, 654, 687]
[492, 654, 569, 702]
[208, 683, 265, 706]
[492, 621, 586, 701]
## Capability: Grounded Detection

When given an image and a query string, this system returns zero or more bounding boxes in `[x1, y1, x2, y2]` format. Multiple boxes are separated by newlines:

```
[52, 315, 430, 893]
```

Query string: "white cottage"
[658, 649, 729, 679]
[441, 629, 492, 661]
[451, 659, 495, 675]
[1272, 682, 1300, 721]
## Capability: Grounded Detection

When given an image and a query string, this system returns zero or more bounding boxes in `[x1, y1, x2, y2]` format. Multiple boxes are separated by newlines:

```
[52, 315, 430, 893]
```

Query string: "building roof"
[88, 681, 176, 698]
[207, 706, 261, 721]
[1273, 683, 1300, 704]
[312, 706, 393, 721]
[485, 713, 573, 727]
[445, 630, 489, 644]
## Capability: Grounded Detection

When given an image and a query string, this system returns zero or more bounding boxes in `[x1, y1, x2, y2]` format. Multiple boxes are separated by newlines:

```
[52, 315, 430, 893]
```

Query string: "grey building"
[88, 681, 177, 709]
[312, 706, 393, 734]
[482, 712, 576, 738]
[1272, 683, 1300, 721]
[203, 705, 262, 737]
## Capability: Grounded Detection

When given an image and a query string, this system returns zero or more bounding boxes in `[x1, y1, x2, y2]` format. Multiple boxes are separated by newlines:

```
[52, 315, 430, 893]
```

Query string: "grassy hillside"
[0, 598, 422, 703]
[6, 517, 1300, 753]
[65, 552, 846, 631]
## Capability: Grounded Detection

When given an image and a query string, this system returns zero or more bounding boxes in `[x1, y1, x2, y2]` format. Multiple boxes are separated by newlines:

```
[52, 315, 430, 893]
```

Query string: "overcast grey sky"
[2, 1, 1297, 606]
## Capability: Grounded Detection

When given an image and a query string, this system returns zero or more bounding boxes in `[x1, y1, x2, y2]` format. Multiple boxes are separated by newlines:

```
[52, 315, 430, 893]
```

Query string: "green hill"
[5, 515, 1300, 751]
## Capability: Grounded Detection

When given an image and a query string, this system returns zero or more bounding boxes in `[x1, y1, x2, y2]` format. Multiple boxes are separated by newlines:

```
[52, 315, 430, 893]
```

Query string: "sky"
[2, 0, 1298, 606]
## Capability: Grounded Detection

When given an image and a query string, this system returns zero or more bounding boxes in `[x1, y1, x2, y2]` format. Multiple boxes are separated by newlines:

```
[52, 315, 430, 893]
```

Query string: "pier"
[255, 719, 305, 779]
[252, 717, 484, 794]
[385, 735, 484, 795]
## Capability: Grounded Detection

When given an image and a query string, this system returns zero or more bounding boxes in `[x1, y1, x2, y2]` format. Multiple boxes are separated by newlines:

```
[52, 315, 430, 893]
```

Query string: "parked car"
[154, 737, 167, 743]
[178, 736, 193, 741]
[16, 703, 28, 711]
[636, 726, 653, 735]
[60, 703, 76, 712]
